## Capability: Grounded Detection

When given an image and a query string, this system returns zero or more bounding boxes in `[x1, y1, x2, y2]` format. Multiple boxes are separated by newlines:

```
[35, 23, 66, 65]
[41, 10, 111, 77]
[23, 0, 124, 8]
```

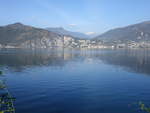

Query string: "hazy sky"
[0, 0, 150, 35]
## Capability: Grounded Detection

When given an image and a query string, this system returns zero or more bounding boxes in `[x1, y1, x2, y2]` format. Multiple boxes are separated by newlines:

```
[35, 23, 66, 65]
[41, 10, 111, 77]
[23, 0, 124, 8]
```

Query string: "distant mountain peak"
[8, 22, 24, 26]
[13, 22, 23, 25]
[6, 22, 25, 28]
[57, 27, 65, 30]
[46, 27, 91, 39]
[142, 20, 150, 24]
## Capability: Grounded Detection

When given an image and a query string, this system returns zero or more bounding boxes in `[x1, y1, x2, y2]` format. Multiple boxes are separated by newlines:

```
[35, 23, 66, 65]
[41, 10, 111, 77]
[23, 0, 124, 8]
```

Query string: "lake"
[0, 48, 150, 113]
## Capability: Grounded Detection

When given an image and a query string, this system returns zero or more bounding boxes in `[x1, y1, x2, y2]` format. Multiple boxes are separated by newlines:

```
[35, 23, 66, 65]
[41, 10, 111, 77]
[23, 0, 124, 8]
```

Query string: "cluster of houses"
[1, 36, 150, 49]
[60, 36, 109, 49]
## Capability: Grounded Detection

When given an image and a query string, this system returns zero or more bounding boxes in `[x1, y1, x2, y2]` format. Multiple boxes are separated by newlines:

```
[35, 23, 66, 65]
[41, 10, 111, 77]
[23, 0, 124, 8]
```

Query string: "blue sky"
[0, 0, 150, 35]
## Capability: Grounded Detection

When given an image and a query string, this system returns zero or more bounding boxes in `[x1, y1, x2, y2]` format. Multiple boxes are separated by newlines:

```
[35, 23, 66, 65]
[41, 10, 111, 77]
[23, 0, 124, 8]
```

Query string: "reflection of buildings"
[0, 49, 150, 75]
[63, 53, 73, 60]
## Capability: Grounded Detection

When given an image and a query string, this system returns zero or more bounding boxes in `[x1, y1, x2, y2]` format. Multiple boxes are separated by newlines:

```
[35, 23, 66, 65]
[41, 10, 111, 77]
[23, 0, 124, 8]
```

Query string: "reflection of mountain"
[0, 49, 150, 75]
[0, 49, 87, 71]
[94, 49, 150, 75]
[0, 49, 70, 70]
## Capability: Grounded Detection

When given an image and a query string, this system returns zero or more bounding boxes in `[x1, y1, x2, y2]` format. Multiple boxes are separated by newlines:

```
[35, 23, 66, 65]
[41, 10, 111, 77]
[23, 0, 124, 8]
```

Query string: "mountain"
[0, 23, 73, 48]
[46, 27, 90, 39]
[94, 21, 150, 43]
[0, 23, 93, 49]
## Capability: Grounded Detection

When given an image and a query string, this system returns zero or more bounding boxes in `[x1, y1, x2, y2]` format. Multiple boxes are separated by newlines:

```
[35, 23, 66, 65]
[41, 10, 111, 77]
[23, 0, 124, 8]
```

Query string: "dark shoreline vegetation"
[139, 102, 150, 113]
[0, 70, 15, 113]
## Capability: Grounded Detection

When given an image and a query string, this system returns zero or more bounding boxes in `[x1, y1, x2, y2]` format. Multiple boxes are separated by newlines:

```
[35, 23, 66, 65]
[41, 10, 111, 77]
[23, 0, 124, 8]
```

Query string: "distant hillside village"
[0, 35, 150, 49]
[48, 36, 150, 49]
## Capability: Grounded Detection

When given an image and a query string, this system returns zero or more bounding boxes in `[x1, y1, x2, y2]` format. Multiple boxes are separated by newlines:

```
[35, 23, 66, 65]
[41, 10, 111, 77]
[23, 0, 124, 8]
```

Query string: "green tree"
[139, 102, 150, 113]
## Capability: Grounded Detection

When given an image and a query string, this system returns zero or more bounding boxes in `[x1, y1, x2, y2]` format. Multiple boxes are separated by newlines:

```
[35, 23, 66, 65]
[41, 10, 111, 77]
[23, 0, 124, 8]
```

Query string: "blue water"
[1, 49, 150, 113]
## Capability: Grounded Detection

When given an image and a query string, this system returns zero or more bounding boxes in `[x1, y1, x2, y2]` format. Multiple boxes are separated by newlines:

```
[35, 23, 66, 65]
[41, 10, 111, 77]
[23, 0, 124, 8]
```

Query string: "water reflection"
[0, 49, 150, 75]
[94, 49, 150, 75]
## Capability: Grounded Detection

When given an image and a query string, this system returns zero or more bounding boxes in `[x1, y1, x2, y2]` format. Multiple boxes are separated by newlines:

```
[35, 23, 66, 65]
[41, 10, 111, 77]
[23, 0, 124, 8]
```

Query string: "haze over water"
[1, 49, 150, 113]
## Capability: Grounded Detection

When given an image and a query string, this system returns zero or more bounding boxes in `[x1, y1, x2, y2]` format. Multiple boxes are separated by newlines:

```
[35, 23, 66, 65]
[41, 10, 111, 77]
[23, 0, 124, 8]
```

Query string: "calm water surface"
[0, 49, 150, 113]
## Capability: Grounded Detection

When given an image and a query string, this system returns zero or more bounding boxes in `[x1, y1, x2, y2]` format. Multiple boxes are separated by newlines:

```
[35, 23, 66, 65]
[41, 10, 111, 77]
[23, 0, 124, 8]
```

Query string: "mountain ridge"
[94, 21, 150, 42]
